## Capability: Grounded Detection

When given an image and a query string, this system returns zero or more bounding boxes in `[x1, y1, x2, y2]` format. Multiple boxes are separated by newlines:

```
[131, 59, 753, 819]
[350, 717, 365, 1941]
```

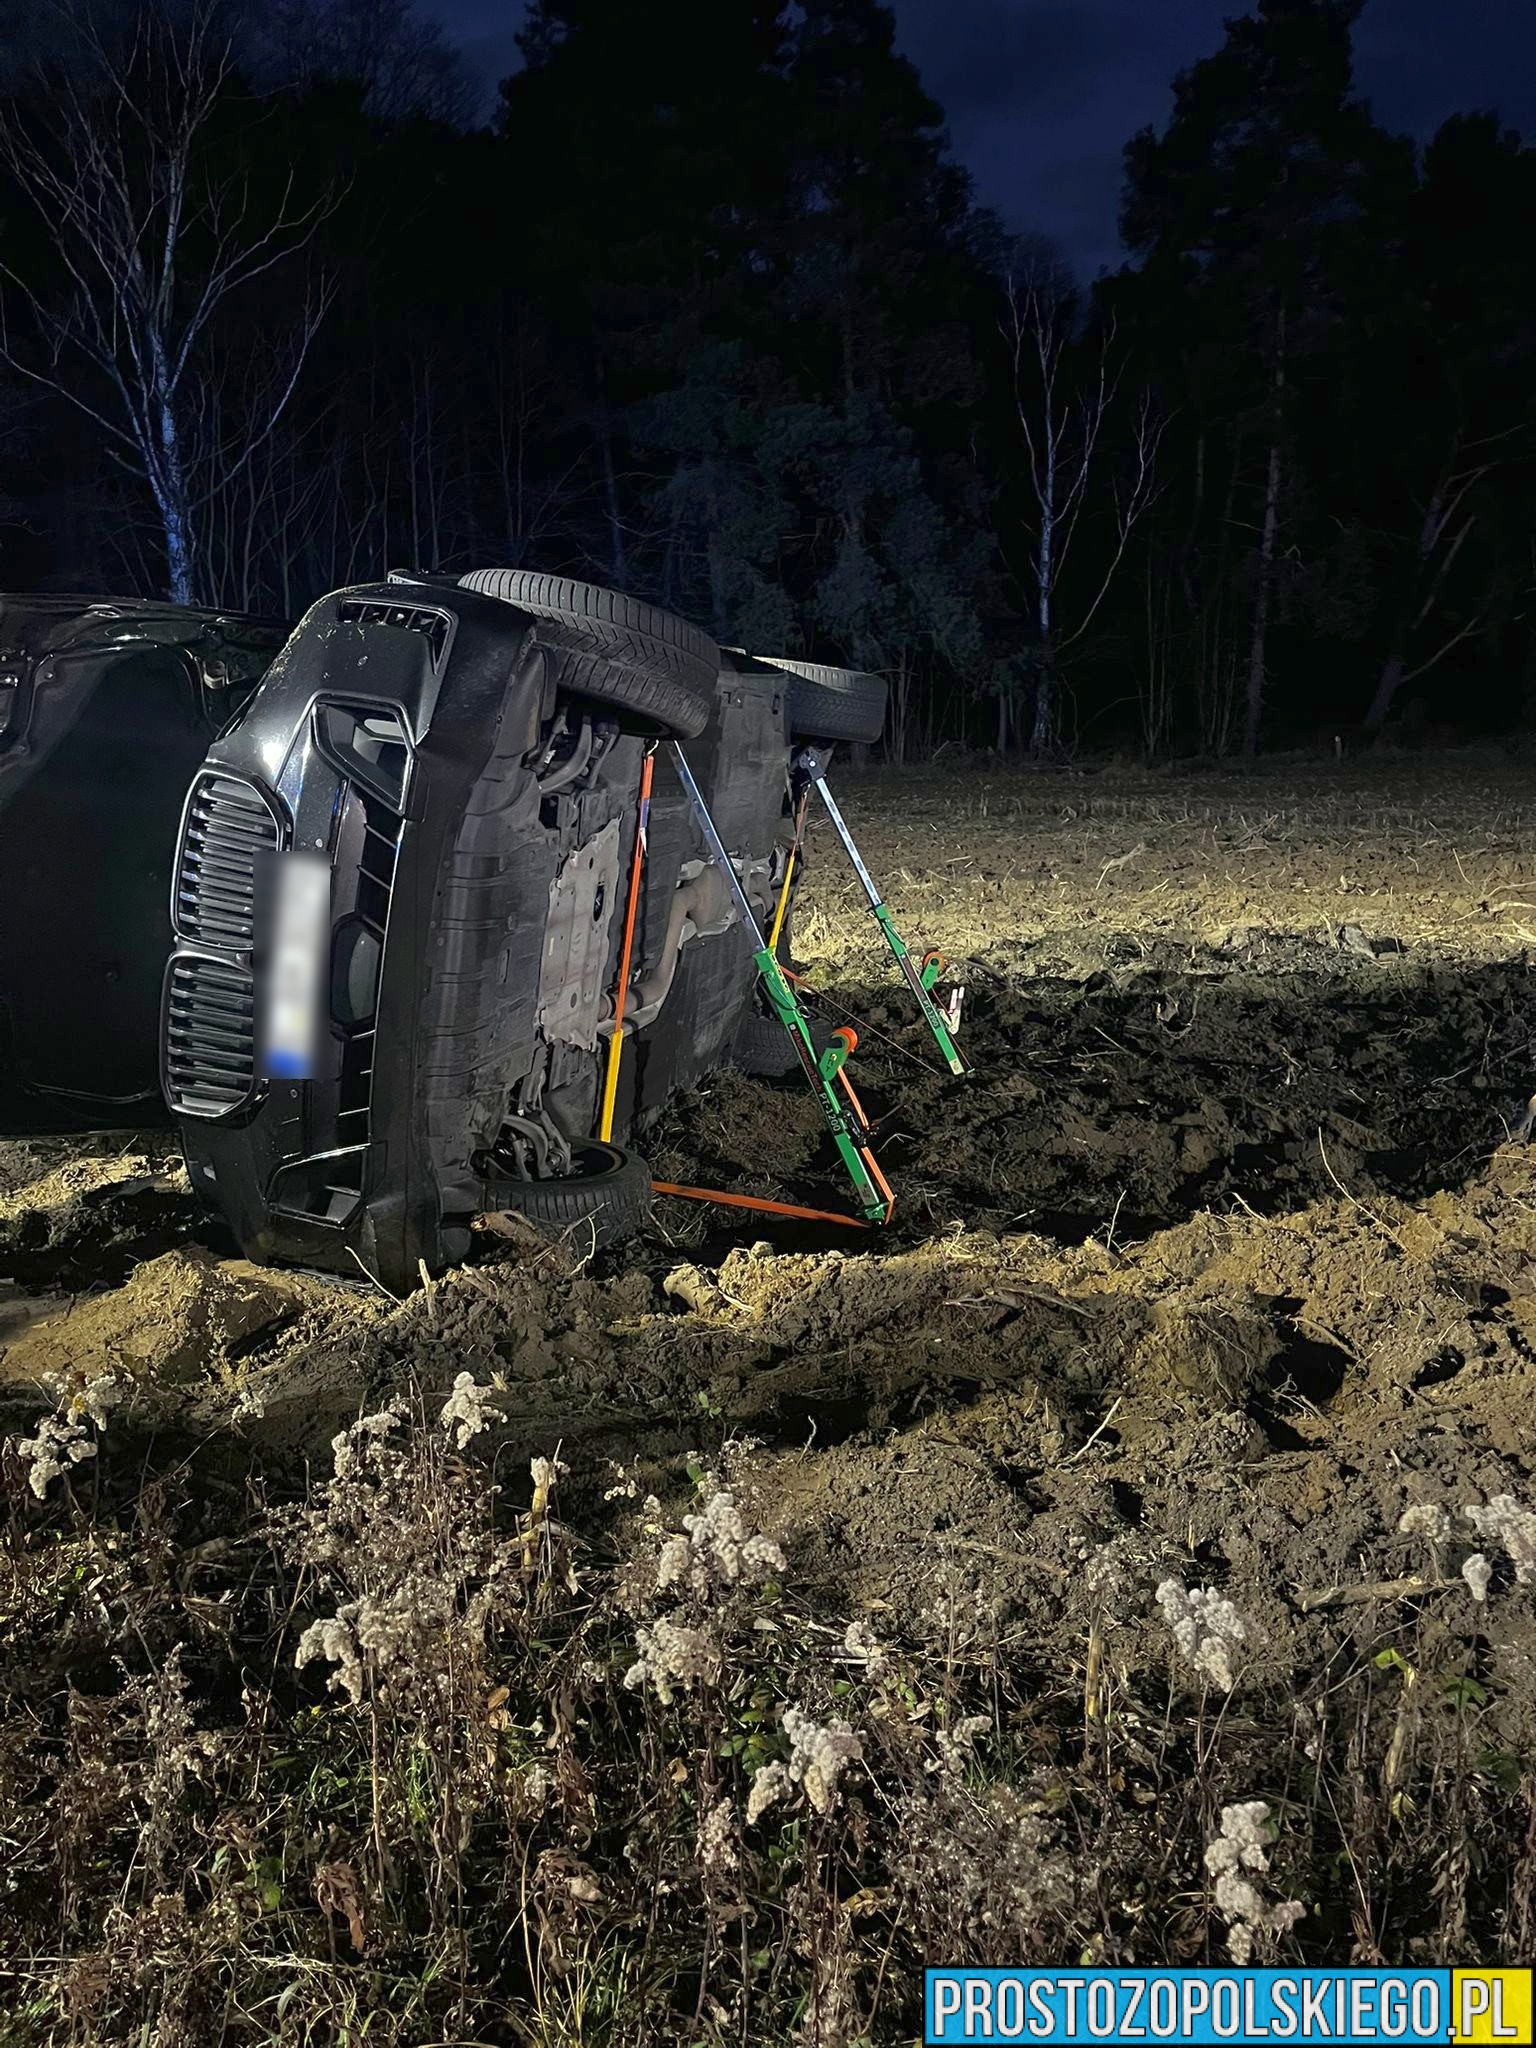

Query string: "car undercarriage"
[158, 571, 888, 1291]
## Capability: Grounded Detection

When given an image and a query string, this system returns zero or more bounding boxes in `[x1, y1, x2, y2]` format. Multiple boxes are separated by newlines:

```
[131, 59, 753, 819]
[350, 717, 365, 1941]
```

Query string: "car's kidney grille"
[175, 773, 279, 946]
[164, 955, 257, 1114]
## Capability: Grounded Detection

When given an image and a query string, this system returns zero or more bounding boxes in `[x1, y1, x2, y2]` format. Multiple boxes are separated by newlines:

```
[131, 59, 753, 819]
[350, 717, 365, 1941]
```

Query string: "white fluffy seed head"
[1156, 1579, 1250, 1691]
[1464, 1496, 1536, 1584]
[1397, 1503, 1451, 1544]
[1204, 1799, 1303, 1963]
[438, 1373, 504, 1449]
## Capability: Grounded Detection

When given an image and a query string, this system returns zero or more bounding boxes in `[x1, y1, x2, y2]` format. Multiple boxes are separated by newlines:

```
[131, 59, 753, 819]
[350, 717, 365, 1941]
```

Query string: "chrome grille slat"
[168, 990, 251, 1025]
[167, 1018, 254, 1048]
[169, 1048, 250, 1077]
[182, 865, 256, 894]
[184, 852, 259, 884]
[185, 847, 264, 873]
[179, 890, 254, 923]
[190, 801, 268, 825]
[181, 865, 258, 894]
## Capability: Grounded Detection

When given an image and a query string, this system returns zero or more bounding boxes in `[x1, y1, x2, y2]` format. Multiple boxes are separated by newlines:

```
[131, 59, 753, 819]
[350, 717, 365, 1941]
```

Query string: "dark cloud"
[424, 0, 1536, 277]
[893, 0, 1162, 119]
[437, 0, 524, 88]
[1353, 0, 1536, 138]
[891, 0, 1231, 270]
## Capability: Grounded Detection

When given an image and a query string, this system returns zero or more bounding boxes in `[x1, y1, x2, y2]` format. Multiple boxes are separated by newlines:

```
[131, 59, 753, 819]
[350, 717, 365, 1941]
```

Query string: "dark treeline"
[0, 0, 1532, 755]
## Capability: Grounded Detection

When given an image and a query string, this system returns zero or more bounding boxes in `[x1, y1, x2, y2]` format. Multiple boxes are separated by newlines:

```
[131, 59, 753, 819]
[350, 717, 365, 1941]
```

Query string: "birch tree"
[1005, 264, 1163, 753]
[0, 3, 333, 604]
[1121, 0, 1389, 752]
[1358, 433, 1511, 734]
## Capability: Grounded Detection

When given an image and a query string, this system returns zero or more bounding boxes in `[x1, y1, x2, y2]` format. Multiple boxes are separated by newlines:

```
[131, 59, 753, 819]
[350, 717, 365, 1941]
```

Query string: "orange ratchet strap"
[651, 1181, 873, 1229]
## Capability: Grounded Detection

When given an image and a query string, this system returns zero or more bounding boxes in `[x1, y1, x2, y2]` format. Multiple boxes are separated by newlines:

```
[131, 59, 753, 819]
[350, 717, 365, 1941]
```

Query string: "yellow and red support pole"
[598, 747, 655, 1144]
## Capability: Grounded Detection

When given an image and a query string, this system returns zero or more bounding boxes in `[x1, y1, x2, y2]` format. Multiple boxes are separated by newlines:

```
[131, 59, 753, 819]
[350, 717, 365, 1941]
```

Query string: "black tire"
[753, 655, 887, 745]
[729, 1005, 834, 1078]
[731, 1008, 801, 1078]
[481, 1141, 652, 1248]
[459, 569, 717, 739]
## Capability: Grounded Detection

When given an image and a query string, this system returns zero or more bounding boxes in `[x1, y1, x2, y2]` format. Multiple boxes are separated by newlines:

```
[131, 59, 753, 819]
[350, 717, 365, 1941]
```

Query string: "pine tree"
[1121, 0, 1394, 751]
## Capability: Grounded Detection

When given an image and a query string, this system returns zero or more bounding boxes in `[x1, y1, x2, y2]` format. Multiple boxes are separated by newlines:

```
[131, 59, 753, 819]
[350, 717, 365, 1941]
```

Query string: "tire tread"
[460, 569, 717, 738]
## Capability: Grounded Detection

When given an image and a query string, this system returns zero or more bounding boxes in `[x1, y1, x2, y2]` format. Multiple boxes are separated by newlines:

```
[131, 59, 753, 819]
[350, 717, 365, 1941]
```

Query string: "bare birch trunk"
[1363, 652, 1407, 735]
[1243, 313, 1286, 756]
[1242, 432, 1282, 756]
[1031, 436, 1056, 755]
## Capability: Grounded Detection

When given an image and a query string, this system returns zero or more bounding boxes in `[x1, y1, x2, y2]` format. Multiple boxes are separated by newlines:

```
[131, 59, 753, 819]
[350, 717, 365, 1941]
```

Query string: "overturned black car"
[163, 570, 886, 1293]
[0, 594, 287, 1134]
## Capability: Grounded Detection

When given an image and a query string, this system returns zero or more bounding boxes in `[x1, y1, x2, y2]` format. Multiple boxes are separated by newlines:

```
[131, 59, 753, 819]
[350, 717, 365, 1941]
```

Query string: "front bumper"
[165, 581, 548, 1284]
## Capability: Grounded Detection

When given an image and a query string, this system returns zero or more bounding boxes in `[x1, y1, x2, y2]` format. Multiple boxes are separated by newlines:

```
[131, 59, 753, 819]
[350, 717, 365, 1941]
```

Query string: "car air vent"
[163, 955, 257, 1115]
[315, 700, 412, 811]
[334, 787, 401, 1152]
[336, 599, 450, 669]
[174, 773, 280, 947]
[268, 1147, 366, 1227]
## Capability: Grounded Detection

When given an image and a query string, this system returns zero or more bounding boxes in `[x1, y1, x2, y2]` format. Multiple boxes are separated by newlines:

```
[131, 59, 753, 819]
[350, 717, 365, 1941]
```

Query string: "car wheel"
[479, 1140, 652, 1248]
[729, 1004, 836, 1078]
[459, 569, 717, 739]
[751, 656, 888, 745]
[730, 1008, 800, 1077]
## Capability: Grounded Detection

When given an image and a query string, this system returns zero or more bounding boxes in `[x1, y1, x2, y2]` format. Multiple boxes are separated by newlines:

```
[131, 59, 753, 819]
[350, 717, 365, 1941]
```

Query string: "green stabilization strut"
[808, 770, 968, 1077]
[669, 744, 887, 1222]
[752, 942, 885, 1220]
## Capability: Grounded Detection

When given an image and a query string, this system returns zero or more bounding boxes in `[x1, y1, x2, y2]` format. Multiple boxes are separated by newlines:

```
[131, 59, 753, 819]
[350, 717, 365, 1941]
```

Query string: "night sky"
[425, 0, 1536, 278]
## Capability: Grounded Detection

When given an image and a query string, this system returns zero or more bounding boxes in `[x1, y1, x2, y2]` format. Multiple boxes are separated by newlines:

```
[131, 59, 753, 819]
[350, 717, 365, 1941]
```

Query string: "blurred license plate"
[259, 851, 329, 1079]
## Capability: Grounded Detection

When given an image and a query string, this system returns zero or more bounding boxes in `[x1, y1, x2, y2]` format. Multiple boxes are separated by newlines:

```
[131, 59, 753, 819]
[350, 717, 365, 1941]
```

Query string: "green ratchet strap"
[808, 770, 969, 1076]
[668, 743, 887, 1222]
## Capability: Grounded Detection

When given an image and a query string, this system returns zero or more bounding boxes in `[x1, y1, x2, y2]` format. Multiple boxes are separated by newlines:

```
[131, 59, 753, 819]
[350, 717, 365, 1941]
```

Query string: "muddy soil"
[5, 752, 1536, 1750]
